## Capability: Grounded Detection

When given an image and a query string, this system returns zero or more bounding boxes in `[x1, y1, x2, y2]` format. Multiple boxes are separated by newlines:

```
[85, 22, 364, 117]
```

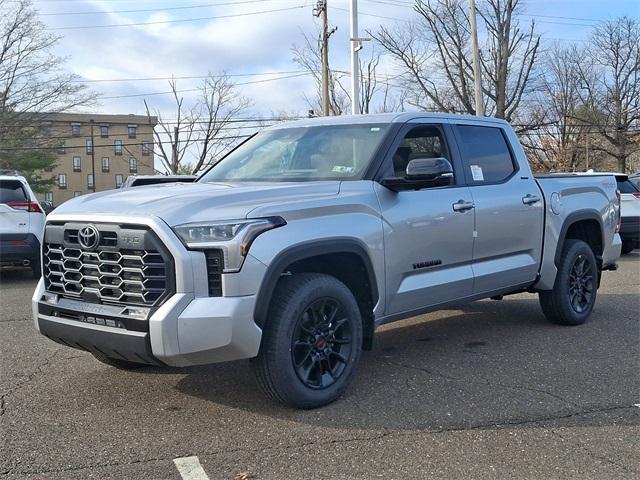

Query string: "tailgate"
[0, 179, 30, 235]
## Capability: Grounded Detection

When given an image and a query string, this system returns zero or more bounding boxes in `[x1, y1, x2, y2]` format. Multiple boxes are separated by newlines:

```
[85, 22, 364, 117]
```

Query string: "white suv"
[0, 175, 45, 277]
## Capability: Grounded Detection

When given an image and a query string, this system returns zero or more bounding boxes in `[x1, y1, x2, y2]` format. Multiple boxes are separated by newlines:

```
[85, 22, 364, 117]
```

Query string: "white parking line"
[173, 456, 210, 480]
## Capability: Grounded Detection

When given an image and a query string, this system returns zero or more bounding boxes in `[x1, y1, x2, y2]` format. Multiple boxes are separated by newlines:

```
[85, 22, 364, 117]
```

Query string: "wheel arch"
[554, 210, 605, 267]
[253, 239, 379, 349]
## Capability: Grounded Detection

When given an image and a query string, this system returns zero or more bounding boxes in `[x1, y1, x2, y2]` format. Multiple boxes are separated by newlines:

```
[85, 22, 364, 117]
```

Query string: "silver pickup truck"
[32, 113, 622, 408]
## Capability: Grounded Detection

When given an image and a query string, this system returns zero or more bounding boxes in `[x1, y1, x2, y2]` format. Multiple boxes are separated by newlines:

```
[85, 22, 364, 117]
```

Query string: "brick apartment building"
[38, 113, 157, 207]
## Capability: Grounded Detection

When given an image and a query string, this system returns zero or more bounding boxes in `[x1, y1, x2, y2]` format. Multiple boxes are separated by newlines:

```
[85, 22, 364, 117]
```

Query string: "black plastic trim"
[38, 317, 165, 366]
[253, 239, 379, 328]
[554, 210, 605, 267]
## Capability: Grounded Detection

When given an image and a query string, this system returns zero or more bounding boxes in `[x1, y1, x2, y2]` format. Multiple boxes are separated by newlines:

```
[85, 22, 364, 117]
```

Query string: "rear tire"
[539, 239, 598, 326]
[253, 273, 363, 409]
[621, 240, 636, 255]
[92, 352, 148, 370]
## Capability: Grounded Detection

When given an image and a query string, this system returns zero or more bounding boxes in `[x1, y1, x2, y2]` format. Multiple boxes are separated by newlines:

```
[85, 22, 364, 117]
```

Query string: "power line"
[47, 5, 308, 30]
[0, 136, 254, 152]
[70, 70, 308, 83]
[98, 72, 311, 99]
[40, 0, 301, 16]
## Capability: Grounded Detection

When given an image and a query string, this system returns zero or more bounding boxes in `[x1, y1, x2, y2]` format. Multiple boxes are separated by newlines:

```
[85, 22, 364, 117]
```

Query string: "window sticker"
[470, 164, 484, 181]
[370, 127, 380, 132]
[332, 166, 355, 173]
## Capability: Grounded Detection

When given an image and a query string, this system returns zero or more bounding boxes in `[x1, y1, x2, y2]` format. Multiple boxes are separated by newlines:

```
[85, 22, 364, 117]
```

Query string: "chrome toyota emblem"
[78, 225, 100, 250]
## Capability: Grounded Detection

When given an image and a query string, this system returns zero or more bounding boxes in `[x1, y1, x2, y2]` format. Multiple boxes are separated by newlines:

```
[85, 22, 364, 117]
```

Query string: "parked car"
[629, 174, 640, 190]
[0, 175, 45, 277]
[616, 176, 640, 253]
[120, 175, 197, 188]
[32, 113, 622, 408]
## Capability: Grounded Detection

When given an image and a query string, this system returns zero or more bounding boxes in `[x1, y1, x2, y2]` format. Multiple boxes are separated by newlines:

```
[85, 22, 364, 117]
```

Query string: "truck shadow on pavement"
[171, 292, 638, 432]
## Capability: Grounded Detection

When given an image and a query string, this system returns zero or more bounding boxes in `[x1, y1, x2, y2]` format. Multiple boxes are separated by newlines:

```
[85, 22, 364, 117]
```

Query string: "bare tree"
[372, 0, 541, 123]
[292, 29, 348, 116]
[292, 30, 393, 115]
[145, 73, 251, 175]
[575, 17, 640, 172]
[0, 0, 94, 190]
[0, 0, 94, 121]
[522, 45, 593, 172]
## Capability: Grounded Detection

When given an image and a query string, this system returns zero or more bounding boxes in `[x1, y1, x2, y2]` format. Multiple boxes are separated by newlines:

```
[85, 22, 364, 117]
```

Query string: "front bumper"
[32, 213, 266, 367]
[33, 278, 262, 367]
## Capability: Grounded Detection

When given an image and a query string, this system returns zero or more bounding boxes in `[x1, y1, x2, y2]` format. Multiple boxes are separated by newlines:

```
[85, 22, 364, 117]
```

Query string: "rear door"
[452, 124, 544, 294]
[375, 121, 476, 316]
[0, 179, 30, 235]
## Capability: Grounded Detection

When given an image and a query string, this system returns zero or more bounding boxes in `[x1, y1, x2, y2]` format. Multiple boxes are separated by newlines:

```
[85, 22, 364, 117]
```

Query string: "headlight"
[172, 217, 286, 272]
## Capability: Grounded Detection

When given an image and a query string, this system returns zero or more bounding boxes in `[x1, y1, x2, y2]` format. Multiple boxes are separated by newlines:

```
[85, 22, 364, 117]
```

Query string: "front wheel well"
[279, 252, 377, 350]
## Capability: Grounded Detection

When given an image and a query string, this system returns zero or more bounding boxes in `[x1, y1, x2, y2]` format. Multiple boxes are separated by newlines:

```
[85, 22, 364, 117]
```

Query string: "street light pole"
[89, 119, 96, 192]
[469, 0, 483, 116]
[350, 0, 360, 115]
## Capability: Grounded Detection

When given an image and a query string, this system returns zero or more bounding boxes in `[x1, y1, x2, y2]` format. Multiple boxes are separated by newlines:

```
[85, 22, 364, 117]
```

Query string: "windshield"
[199, 123, 391, 182]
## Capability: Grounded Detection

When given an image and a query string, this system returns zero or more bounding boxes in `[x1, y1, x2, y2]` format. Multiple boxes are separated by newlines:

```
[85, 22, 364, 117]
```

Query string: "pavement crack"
[0, 350, 60, 418]
[385, 360, 580, 408]
[550, 428, 633, 473]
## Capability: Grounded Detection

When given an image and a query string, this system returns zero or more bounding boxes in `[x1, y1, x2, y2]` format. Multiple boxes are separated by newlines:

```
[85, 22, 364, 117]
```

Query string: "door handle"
[452, 200, 475, 212]
[522, 194, 541, 205]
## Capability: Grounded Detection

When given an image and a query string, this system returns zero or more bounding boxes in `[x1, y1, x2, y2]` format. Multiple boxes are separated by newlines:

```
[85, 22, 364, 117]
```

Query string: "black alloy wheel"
[567, 253, 595, 314]
[291, 298, 354, 389]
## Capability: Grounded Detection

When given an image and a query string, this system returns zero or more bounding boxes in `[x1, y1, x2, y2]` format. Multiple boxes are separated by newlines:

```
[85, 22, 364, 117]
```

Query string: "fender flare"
[554, 210, 605, 266]
[253, 239, 379, 328]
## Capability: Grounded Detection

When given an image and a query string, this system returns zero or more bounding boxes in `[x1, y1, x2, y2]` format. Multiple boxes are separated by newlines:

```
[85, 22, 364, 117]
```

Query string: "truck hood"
[52, 181, 341, 226]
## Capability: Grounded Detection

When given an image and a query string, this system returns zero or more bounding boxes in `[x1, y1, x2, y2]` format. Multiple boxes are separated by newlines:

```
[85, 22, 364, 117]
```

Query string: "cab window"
[390, 125, 450, 178]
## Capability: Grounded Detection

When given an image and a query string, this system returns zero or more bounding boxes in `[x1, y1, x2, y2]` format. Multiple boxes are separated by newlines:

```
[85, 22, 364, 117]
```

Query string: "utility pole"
[314, 0, 331, 116]
[89, 119, 96, 192]
[469, 0, 483, 116]
[350, 0, 360, 115]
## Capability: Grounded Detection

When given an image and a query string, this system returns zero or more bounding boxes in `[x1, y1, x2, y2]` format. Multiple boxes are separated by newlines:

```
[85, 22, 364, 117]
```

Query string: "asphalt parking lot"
[0, 254, 638, 479]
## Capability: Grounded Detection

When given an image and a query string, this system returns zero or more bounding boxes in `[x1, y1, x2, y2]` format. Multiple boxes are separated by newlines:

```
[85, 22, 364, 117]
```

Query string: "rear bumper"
[620, 216, 640, 241]
[0, 233, 40, 266]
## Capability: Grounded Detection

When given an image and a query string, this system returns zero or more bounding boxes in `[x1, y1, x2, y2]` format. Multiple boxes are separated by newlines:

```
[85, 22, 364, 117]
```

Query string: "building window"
[42, 126, 51, 137]
[86, 138, 93, 155]
[100, 125, 109, 138]
[74, 191, 82, 197]
[72, 156, 81, 172]
[44, 192, 53, 203]
[114, 140, 123, 155]
[101, 157, 110, 172]
[58, 174, 67, 189]
[87, 174, 94, 190]
[71, 124, 81, 136]
[115, 174, 124, 188]
[142, 142, 151, 156]
[128, 126, 137, 139]
[57, 141, 65, 154]
[129, 157, 137, 173]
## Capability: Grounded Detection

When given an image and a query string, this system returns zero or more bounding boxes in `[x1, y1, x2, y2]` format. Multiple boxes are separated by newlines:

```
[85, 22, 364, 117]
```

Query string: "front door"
[375, 122, 476, 316]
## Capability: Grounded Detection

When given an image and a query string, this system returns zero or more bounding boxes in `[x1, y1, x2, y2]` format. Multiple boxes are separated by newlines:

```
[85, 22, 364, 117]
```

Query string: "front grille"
[43, 223, 173, 307]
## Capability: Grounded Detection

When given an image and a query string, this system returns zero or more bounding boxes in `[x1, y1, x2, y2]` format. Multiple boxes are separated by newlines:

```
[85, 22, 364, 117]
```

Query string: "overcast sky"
[35, 0, 639, 119]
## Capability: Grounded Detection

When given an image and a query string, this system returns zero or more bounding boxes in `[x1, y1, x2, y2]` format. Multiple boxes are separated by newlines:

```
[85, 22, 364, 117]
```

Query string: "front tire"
[254, 273, 363, 409]
[539, 239, 598, 326]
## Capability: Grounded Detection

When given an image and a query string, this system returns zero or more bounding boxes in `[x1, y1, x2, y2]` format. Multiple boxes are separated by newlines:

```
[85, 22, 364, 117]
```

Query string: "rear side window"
[617, 179, 639, 194]
[455, 125, 516, 183]
[0, 180, 28, 203]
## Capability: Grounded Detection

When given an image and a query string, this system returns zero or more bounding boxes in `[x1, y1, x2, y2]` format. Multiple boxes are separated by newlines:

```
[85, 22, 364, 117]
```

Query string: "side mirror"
[381, 157, 454, 191]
